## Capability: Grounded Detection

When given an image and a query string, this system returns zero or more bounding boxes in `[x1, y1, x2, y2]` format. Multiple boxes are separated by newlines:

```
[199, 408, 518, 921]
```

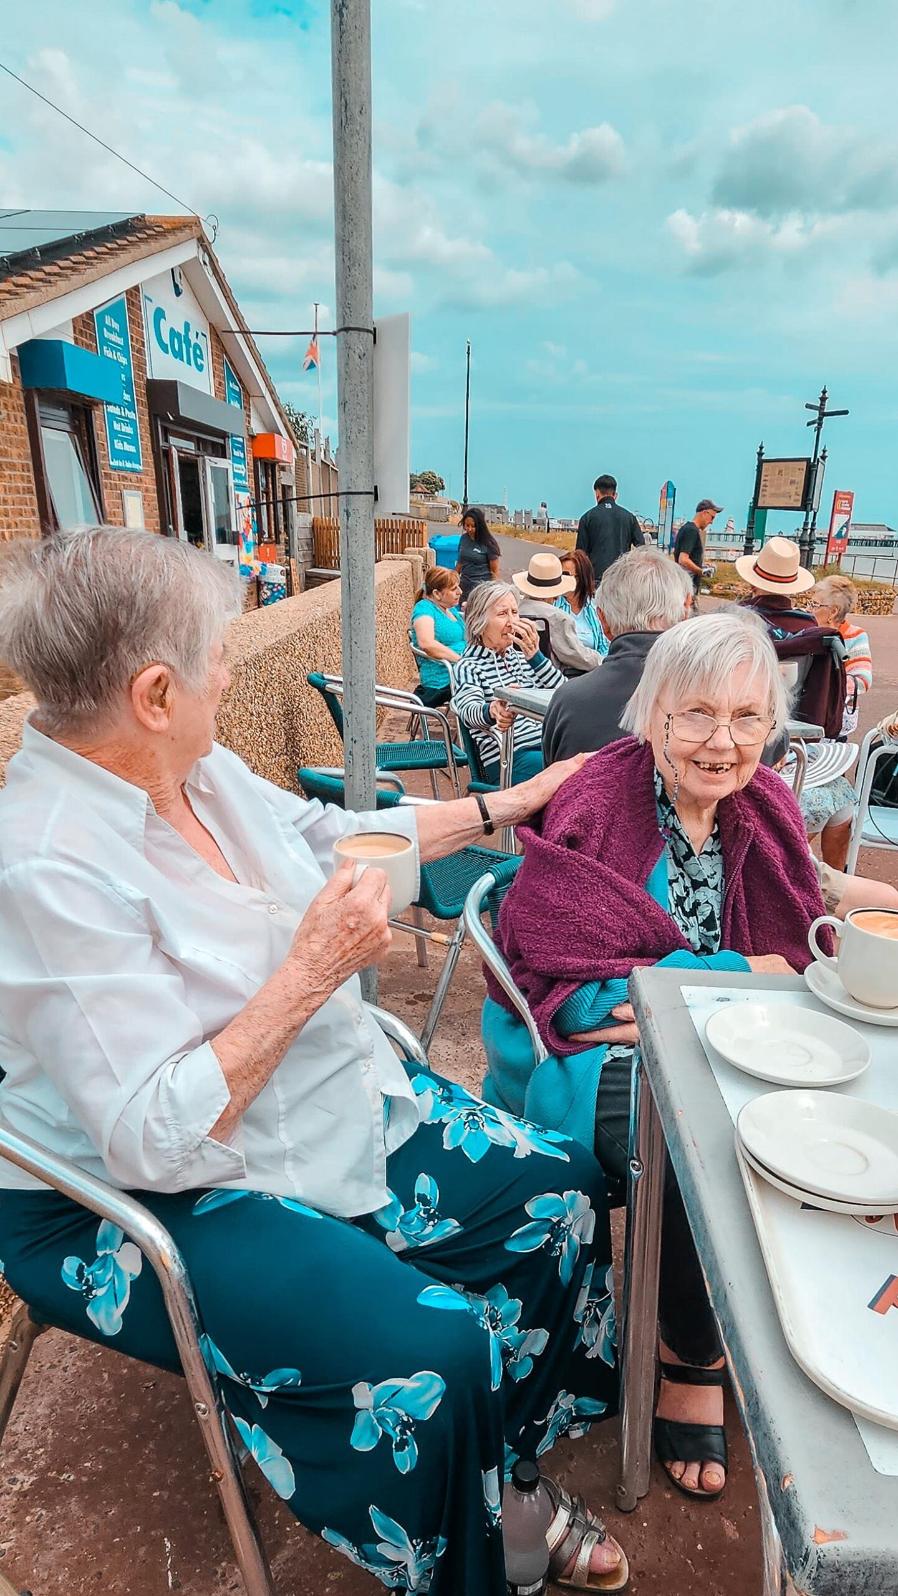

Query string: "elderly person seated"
[809, 574, 872, 736]
[410, 565, 465, 707]
[451, 581, 565, 787]
[483, 611, 829, 1505]
[542, 547, 693, 763]
[0, 528, 628, 1595]
[512, 552, 604, 676]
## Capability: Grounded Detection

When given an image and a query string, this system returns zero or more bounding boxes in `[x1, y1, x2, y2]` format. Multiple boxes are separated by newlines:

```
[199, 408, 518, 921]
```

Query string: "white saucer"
[737, 1090, 898, 1205]
[737, 1139, 898, 1216]
[705, 1002, 870, 1088]
[805, 961, 898, 1027]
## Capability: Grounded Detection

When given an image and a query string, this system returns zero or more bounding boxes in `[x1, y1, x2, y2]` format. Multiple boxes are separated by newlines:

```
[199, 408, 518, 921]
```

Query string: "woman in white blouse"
[0, 528, 628, 1595]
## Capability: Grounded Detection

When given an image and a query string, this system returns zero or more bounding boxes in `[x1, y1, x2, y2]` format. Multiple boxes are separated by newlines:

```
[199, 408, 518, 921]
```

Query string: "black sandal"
[653, 1360, 728, 1502]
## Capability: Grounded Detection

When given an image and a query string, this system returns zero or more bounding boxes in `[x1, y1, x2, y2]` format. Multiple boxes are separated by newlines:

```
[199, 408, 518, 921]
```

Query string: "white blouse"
[0, 722, 422, 1217]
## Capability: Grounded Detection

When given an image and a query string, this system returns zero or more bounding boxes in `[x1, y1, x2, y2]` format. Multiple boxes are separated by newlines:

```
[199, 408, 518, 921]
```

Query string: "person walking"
[455, 507, 501, 602]
[576, 474, 644, 585]
[672, 500, 721, 599]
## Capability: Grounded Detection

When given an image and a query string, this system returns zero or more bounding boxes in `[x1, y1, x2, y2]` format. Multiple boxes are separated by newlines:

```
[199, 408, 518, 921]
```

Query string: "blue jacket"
[481, 851, 748, 1147]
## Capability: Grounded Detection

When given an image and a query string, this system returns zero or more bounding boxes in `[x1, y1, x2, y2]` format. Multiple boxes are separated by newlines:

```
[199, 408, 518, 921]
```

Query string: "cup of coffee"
[333, 831, 417, 914]
[808, 908, 898, 1009]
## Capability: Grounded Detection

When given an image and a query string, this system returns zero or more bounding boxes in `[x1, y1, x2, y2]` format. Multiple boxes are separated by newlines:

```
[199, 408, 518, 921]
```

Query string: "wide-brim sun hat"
[513, 551, 576, 600]
[734, 536, 815, 596]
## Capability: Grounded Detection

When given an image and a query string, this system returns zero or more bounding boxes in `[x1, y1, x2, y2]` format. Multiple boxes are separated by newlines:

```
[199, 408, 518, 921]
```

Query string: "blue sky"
[3, 0, 898, 523]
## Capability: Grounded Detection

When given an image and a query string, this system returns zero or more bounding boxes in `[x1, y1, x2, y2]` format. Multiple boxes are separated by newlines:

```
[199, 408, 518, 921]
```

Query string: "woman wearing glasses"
[482, 612, 827, 1510]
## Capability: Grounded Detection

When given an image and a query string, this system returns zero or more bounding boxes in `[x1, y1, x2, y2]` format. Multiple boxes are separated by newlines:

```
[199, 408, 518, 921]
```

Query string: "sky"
[3, 0, 898, 524]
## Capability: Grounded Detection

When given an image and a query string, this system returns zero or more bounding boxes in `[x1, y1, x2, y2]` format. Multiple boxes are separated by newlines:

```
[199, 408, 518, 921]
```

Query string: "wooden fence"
[311, 517, 428, 570]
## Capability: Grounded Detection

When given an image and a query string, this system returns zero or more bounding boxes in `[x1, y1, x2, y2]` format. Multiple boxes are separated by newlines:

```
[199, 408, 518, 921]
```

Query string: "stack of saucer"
[736, 1090, 898, 1216]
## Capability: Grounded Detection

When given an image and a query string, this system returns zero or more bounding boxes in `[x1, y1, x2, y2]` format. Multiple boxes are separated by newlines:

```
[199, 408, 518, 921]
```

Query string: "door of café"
[167, 434, 236, 559]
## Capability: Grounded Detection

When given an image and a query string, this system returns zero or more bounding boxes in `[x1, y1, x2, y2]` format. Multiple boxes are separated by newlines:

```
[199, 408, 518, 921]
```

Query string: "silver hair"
[621, 608, 790, 741]
[811, 573, 856, 621]
[464, 580, 519, 645]
[596, 546, 693, 635]
[0, 526, 242, 734]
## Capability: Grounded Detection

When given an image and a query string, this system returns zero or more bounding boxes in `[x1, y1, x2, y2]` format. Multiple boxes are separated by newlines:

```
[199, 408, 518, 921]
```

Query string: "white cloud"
[410, 351, 437, 373]
[474, 102, 625, 185]
[666, 205, 838, 274]
[564, 0, 616, 17]
[712, 105, 898, 219]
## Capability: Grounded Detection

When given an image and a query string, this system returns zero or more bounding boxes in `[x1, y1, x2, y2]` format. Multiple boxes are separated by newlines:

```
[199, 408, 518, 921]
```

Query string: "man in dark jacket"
[576, 473, 645, 584]
[542, 547, 692, 762]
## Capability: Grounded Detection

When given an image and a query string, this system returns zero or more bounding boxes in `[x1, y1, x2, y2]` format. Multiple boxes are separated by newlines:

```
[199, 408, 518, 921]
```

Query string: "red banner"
[824, 489, 854, 566]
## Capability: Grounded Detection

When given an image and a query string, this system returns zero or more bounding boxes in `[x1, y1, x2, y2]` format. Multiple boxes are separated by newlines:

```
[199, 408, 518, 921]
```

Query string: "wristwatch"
[474, 792, 495, 836]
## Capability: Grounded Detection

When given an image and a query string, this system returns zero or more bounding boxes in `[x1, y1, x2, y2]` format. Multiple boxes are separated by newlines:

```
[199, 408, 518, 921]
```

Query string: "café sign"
[141, 267, 212, 394]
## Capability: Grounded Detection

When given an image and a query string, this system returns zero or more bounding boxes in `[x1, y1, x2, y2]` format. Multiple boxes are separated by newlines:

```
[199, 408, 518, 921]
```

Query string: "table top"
[501, 684, 556, 720]
[629, 967, 898, 1596]
[787, 718, 825, 741]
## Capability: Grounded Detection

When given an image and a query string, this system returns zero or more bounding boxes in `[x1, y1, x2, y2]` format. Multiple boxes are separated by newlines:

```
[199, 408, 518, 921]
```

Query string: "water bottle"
[503, 1459, 551, 1595]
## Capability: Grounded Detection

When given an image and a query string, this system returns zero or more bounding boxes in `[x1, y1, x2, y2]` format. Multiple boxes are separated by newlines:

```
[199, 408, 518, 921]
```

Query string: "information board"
[93, 295, 142, 473]
[223, 358, 249, 494]
[824, 489, 854, 566]
[757, 457, 811, 511]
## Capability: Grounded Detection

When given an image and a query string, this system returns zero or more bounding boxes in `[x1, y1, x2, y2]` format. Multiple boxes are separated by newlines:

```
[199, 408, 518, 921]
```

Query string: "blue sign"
[223, 358, 249, 494]
[93, 296, 142, 473]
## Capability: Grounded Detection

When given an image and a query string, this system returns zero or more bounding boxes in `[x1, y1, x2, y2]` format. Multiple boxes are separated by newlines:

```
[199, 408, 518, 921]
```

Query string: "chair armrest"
[462, 873, 547, 1065]
[366, 1005, 429, 1067]
[0, 1125, 185, 1279]
[301, 764, 408, 794]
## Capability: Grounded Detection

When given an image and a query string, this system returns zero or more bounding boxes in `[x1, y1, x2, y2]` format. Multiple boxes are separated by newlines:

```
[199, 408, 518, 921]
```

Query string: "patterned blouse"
[603, 774, 724, 1070]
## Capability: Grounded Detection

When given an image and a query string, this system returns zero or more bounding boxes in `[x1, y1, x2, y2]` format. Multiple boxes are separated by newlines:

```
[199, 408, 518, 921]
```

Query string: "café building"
[0, 210, 296, 562]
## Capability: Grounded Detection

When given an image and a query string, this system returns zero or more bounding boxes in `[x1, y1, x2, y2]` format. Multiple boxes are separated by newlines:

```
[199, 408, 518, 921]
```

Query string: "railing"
[311, 517, 427, 569]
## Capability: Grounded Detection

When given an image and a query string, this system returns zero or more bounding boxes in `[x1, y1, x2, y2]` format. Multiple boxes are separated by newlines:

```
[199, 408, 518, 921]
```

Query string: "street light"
[798, 386, 849, 569]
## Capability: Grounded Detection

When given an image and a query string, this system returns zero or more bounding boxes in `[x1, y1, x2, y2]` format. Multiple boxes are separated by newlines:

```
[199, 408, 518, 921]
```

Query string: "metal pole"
[799, 387, 826, 569]
[331, 0, 377, 819]
[743, 441, 764, 556]
[808, 445, 827, 561]
[463, 339, 471, 507]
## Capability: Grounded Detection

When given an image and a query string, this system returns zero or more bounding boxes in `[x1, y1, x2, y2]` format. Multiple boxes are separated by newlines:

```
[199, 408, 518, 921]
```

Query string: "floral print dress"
[0, 1059, 618, 1596]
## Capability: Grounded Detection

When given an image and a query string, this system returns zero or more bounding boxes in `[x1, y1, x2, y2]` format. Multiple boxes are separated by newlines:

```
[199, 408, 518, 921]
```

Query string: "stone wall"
[0, 555, 420, 792]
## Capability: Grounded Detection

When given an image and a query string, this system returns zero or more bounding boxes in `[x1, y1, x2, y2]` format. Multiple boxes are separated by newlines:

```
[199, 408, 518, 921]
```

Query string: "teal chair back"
[456, 720, 499, 793]
[307, 672, 345, 738]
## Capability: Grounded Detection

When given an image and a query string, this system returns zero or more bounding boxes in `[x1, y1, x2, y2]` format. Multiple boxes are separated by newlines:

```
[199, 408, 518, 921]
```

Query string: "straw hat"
[513, 551, 576, 600]
[734, 536, 815, 596]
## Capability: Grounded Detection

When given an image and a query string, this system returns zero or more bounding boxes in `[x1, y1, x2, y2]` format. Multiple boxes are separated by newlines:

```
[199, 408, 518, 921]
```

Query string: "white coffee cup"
[333, 831, 417, 914]
[808, 908, 898, 1010]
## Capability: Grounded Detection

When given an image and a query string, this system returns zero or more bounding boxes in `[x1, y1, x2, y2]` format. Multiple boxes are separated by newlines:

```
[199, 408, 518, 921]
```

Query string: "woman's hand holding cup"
[288, 860, 393, 998]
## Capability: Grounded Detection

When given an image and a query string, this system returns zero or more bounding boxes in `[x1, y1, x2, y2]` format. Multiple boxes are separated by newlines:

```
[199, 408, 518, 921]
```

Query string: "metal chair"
[0, 1007, 426, 1596]
[297, 768, 515, 1048]
[454, 718, 501, 795]
[463, 870, 626, 1210]
[306, 672, 466, 798]
[463, 867, 546, 1065]
[846, 728, 898, 874]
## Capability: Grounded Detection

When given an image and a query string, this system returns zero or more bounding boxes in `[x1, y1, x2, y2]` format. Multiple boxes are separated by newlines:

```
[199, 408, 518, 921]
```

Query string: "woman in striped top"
[451, 582, 564, 784]
[810, 575, 873, 735]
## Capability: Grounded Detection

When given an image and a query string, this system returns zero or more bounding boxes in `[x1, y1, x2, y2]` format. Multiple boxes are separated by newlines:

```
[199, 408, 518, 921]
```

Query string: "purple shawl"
[489, 736, 828, 1056]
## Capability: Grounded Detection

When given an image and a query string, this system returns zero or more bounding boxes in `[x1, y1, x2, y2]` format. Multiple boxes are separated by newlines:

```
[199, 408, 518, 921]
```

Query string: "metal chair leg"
[0, 1303, 45, 1448]
[419, 918, 467, 1054]
[617, 1060, 666, 1512]
[411, 906, 429, 968]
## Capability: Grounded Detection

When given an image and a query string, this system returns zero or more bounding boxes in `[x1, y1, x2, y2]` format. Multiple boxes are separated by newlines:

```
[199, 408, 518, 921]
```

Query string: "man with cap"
[576, 473, 645, 585]
[673, 499, 721, 598]
[513, 551, 604, 675]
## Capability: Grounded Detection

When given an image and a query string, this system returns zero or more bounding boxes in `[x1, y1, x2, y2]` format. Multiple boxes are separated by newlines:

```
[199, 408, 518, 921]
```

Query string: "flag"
[302, 337, 319, 372]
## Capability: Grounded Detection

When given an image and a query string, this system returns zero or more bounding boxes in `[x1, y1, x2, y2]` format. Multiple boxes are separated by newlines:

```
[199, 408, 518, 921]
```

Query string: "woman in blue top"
[410, 567, 466, 706]
[557, 550, 609, 657]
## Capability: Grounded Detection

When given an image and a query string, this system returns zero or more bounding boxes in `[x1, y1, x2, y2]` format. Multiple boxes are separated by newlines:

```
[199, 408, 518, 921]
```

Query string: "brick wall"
[72, 291, 162, 532]
[0, 355, 42, 542]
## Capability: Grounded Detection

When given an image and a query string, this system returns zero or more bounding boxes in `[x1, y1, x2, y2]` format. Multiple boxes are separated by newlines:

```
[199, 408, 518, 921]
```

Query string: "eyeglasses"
[665, 710, 773, 746]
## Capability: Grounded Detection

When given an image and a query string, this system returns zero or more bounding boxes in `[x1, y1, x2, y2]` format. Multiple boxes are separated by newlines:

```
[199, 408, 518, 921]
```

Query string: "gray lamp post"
[798, 387, 848, 569]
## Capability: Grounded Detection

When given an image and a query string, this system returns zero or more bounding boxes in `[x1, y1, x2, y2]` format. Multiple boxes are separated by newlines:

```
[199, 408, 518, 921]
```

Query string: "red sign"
[252, 432, 296, 468]
[824, 489, 854, 566]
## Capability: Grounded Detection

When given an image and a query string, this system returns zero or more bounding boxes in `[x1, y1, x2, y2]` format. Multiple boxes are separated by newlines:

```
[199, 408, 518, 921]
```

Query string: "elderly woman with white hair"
[0, 528, 630, 1594]
[483, 611, 829, 1507]
[451, 581, 565, 785]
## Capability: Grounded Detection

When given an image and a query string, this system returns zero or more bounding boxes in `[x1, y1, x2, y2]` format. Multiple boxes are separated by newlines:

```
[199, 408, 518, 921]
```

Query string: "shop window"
[34, 400, 102, 532]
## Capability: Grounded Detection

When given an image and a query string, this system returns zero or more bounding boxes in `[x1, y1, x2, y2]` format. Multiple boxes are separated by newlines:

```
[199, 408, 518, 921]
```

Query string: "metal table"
[620, 967, 898, 1596]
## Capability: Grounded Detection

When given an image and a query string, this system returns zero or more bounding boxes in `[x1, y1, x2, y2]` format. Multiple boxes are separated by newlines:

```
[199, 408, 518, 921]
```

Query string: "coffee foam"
[335, 833, 412, 859]
[851, 910, 898, 941]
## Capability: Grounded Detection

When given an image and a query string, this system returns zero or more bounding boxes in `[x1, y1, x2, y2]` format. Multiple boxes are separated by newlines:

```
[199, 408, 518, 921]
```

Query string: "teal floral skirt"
[0, 1064, 616, 1595]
